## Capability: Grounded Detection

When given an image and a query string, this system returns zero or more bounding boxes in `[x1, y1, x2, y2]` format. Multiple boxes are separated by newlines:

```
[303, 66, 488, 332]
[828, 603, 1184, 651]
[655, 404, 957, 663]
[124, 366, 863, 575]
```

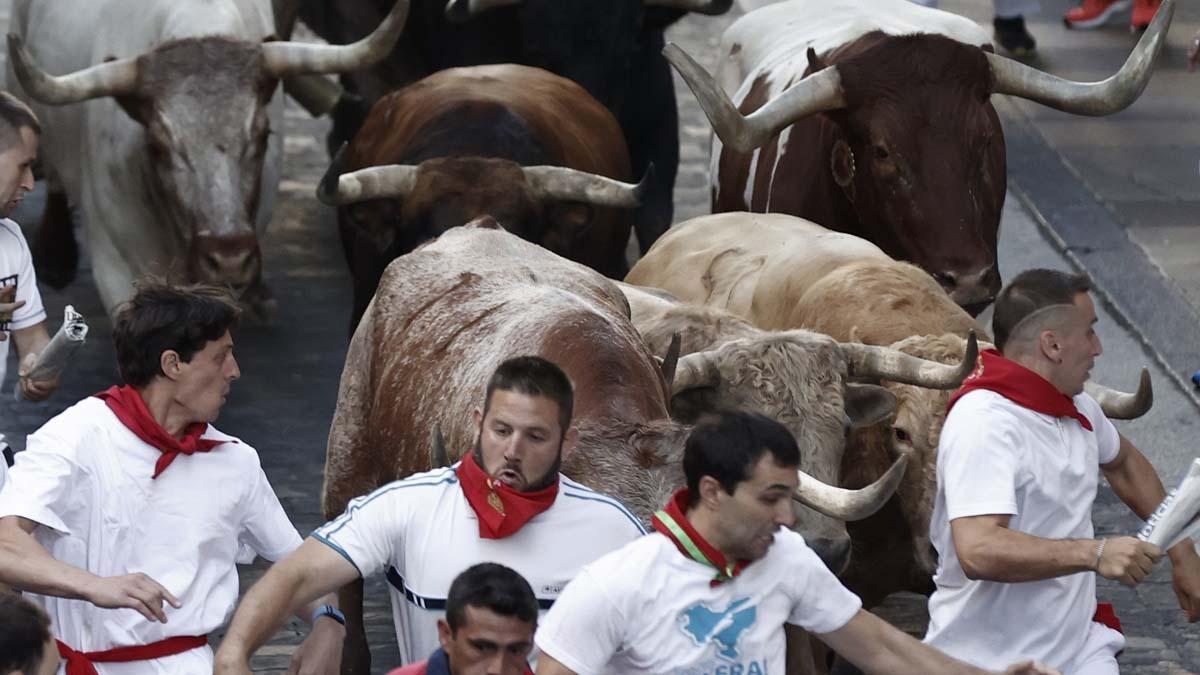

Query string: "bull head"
[444, 0, 732, 22]
[6, 0, 409, 307]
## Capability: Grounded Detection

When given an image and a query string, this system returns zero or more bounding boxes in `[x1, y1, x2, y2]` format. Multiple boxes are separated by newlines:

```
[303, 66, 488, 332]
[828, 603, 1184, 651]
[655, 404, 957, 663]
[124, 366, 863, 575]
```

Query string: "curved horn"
[663, 42, 845, 153]
[841, 332, 979, 390]
[661, 333, 682, 392]
[7, 34, 138, 104]
[430, 423, 451, 468]
[262, 0, 410, 77]
[317, 152, 420, 206]
[987, 0, 1174, 115]
[444, 0, 523, 22]
[523, 165, 651, 208]
[643, 0, 733, 15]
[794, 453, 908, 521]
[1085, 368, 1153, 420]
[672, 350, 720, 394]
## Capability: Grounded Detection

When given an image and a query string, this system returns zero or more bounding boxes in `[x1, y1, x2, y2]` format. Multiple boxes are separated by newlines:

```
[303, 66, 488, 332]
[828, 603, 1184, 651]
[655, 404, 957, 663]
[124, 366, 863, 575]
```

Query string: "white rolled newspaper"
[13, 305, 88, 401]
[1136, 458, 1200, 550]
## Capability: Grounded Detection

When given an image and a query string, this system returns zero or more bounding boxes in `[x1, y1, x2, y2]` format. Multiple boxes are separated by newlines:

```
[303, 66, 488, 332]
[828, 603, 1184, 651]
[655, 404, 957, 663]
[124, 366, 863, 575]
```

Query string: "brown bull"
[326, 219, 909, 672]
[666, 0, 1175, 315]
[317, 63, 646, 330]
[627, 212, 1154, 611]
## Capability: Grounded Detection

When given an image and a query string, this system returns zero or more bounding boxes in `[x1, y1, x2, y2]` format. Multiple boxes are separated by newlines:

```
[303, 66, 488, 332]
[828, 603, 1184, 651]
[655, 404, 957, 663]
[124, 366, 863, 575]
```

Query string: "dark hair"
[992, 269, 1091, 351]
[0, 92, 40, 149]
[684, 411, 801, 507]
[112, 280, 242, 387]
[0, 593, 52, 673]
[445, 563, 539, 633]
[483, 356, 574, 433]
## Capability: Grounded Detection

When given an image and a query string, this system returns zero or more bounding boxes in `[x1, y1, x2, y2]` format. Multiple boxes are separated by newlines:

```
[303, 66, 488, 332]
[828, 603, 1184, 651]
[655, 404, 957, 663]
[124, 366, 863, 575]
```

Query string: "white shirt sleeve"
[535, 566, 626, 675]
[312, 483, 408, 578]
[1078, 394, 1121, 465]
[939, 403, 1023, 521]
[6, 220, 46, 331]
[0, 424, 81, 534]
[238, 466, 303, 562]
[781, 533, 862, 634]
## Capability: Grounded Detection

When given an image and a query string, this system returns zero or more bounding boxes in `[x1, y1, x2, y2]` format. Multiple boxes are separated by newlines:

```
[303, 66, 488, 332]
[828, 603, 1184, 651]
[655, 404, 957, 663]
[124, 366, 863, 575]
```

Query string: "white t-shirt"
[0, 219, 46, 388]
[924, 389, 1121, 672]
[313, 466, 646, 665]
[0, 397, 302, 674]
[535, 528, 862, 675]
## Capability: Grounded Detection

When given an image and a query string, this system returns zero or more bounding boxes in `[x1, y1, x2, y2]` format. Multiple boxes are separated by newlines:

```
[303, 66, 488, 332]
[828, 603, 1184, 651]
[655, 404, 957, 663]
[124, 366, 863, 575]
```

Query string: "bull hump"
[703, 248, 765, 311]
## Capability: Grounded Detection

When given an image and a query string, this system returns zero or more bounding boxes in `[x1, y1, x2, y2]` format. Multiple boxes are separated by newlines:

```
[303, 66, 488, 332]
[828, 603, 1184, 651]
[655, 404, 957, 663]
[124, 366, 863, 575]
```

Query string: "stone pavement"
[0, 1, 1198, 673]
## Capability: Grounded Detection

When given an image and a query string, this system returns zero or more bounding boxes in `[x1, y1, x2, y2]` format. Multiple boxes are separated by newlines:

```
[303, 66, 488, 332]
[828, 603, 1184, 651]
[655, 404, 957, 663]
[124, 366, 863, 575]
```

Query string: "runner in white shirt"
[0, 92, 56, 402]
[924, 269, 1200, 674]
[215, 356, 647, 673]
[534, 410, 1056, 675]
[0, 282, 343, 675]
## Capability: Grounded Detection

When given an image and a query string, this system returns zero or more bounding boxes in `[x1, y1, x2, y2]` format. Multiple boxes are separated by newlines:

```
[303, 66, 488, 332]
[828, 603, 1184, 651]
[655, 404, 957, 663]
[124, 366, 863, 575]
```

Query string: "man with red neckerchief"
[924, 269, 1200, 674]
[0, 281, 343, 675]
[213, 356, 645, 673]
[534, 410, 1056, 675]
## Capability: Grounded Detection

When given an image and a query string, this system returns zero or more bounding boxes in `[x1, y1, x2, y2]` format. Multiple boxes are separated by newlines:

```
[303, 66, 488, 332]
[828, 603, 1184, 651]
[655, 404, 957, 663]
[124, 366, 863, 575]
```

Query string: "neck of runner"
[652, 489, 749, 586]
[137, 382, 194, 439]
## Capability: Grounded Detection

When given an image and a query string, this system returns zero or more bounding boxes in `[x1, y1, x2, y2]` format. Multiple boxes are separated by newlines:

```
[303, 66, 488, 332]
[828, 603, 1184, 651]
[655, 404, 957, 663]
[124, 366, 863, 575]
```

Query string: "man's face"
[0, 127, 37, 218]
[712, 453, 799, 562]
[171, 330, 240, 424]
[437, 608, 534, 675]
[1052, 293, 1102, 396]
[472, 390, 571, 492]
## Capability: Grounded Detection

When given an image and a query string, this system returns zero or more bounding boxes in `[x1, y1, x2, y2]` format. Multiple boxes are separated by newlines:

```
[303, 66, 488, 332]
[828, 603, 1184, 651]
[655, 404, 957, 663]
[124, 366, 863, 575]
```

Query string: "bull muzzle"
[188, 233, 262, 295]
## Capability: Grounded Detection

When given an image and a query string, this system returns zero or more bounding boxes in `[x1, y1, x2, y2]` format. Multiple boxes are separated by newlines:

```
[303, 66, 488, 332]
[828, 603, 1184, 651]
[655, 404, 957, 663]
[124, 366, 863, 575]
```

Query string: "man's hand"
[1096, 537, 1162, 586]
[1001, 660, 1059, 675]
[288, 618, 346, 675]
[18, 352, 58, 401]
[1169, 541, 1200, 622]
[0, 298, 24, 341]
[85, 573, 182, 622]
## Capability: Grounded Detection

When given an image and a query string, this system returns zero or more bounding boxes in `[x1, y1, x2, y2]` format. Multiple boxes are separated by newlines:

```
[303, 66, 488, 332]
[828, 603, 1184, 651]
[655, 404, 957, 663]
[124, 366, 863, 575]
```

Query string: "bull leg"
[31, 186, 78, 290]
[337, 578, 371, 675]
[621, 32, 679, 254]
[784, 624, 822, 675]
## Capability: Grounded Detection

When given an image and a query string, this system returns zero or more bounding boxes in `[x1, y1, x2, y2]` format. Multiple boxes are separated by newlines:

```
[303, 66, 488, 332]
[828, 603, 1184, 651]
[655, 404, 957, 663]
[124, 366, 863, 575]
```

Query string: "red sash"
[1093, 602, 1122, 633]
[455, 453, 558, 539]
[94, 385, 225, 479]
[57, 635, 207, 675]
[947, 349, 1093, 431]
[652, 489, 751, 586]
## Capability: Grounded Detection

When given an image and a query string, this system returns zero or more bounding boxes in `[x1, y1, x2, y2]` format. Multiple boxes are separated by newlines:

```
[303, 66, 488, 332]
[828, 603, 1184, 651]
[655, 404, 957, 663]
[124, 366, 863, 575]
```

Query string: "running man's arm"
[817, 610, 1058, 675]
[0, 515, 181, 621]
[12, 321, 55, 401]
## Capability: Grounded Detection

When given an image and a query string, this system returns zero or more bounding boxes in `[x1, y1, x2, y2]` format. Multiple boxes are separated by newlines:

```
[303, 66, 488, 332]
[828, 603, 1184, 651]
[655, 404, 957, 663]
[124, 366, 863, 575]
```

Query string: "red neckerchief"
[94, 385, 225, 479]
[57, 635, 207, 675]
[454, 452, 558, 539]
[652, 489, 750, 587]
[947, 349, 1093, 431]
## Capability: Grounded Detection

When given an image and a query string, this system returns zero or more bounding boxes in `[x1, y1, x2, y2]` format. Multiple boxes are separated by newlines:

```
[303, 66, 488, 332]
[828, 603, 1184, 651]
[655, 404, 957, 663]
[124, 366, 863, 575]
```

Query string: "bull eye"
[874, 145, 890, 161]
[894, 427, 911, 443]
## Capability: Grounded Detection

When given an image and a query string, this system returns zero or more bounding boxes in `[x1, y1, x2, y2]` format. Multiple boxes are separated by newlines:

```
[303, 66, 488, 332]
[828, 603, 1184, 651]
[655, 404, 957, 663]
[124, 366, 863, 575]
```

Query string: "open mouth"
[495, 469, 523, 487]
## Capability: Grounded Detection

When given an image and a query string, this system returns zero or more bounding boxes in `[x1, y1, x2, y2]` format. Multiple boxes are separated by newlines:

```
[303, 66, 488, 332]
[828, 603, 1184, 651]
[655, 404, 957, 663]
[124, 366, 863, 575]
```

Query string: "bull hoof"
[31, 193, 79, 289]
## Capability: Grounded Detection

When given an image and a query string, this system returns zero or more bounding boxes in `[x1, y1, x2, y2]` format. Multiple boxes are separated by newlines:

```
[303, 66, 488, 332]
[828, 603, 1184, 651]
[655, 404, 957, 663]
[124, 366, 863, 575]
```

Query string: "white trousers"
[1066, 622, 1125, 675]
[908, 0, 1041, 17]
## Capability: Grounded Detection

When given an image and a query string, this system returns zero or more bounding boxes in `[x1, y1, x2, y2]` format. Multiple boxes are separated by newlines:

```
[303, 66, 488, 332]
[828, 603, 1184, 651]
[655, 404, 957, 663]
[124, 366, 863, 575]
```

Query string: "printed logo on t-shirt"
[0, 274, 16, 332]
[678, 597, 758, 661]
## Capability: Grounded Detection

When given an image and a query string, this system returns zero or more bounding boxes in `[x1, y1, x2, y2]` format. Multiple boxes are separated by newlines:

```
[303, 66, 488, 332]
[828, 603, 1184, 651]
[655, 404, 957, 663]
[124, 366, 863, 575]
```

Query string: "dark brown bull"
[317, 64, 646, 330]
[668, 0, 1175, 315]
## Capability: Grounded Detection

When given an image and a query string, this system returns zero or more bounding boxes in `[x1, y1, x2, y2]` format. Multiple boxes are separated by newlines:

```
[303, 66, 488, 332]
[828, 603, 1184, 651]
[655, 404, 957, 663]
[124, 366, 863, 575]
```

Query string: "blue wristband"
[312, 604, 346, 626]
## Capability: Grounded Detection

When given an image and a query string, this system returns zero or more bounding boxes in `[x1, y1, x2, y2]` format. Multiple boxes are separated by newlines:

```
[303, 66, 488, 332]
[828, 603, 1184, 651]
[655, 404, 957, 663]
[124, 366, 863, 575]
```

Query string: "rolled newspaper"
[1136, 458, 1200, 551]
[13, 305, 88, 401]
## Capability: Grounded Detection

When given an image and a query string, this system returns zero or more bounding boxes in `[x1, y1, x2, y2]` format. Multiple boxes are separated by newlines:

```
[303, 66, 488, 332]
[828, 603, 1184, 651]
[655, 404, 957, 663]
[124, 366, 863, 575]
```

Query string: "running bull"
[5, 0, 408, 316]
[666, 0, 1175, 315]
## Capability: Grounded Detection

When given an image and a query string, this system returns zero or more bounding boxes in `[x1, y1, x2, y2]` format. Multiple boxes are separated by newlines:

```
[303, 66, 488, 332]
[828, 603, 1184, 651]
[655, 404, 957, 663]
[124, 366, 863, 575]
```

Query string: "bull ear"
[844, 383, 897, 429]
[806, 46, 827, 73]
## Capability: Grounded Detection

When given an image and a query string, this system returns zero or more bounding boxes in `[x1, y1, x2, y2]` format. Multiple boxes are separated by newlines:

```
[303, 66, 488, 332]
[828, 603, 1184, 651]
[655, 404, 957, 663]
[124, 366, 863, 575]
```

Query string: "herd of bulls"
[4, 0, 1176, 672]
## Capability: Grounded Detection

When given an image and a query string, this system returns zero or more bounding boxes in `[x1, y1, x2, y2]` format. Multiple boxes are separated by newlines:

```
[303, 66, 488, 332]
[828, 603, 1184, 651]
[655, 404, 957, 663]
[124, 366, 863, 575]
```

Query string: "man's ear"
[1038, 329, 1062, 362]
[697, 475, 724, 510]
[437, 617, 453, 649]
[561, 426, 579, 463]
[159, 350, 182, 381]
[472, 407, 483, 428]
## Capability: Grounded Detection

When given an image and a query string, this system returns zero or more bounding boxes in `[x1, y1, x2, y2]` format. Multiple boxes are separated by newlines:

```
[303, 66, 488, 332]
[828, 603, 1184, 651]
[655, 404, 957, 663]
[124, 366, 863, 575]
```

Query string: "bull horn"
[672, 350, 720, 394]
[262, 0, 409, 77]
[7, 34, 138, 104]
[444, 0, 523, 22]
[643, 0, 733, 15]
[661, 333, 682, 392]
[430, 423, 451, 468]
[663, 42, 845, 153]
[523, 165, 651, 208]
[317, 149, 420, 205]
[840, 331, 979, 390]
[986, 0, 1173, 116]
[794, 453, 908, 521]
[1085, 368, 1153, 420]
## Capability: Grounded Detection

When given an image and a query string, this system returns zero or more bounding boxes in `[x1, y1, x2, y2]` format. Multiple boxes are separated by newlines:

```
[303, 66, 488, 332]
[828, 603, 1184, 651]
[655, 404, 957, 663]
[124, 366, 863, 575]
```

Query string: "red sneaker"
[1063, 0, 1132, 29]
[1131, 0, 1162, 31]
